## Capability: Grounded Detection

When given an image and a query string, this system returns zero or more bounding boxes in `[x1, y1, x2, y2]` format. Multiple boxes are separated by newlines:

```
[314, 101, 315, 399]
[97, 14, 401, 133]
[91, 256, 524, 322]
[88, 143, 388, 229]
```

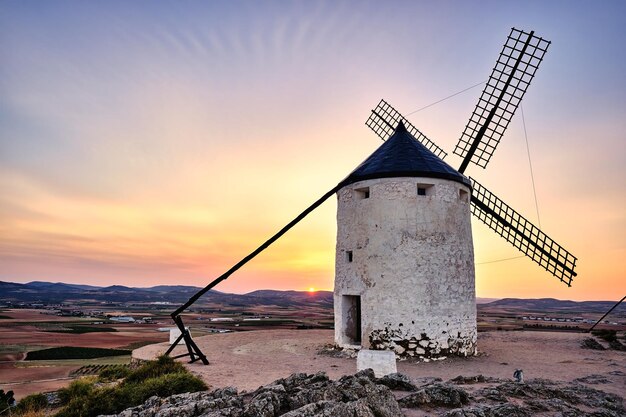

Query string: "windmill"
[332, 28, 577, 358]
[166, 27, 577, 364]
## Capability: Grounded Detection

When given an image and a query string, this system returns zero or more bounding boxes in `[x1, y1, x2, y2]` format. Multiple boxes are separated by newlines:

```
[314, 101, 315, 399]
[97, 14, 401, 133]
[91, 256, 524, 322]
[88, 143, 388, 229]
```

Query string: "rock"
[573, 374, 611, 384]
[394, 345, 406, 355]
[444, 403, 531, 417]
[398, 383, 469, 408]
[101, 372, 625, 417]
[376, 373, 418, 391]
[279, 400, 339, 417]
[419, 340, 429, 348]
[414, 376, 443, 386]
[449, 375, 501, 385]
[243, 390, 284, 417]
[354, 368, 376, 380]
[415, 347, 425, 355]
[476, 378, 625, 416]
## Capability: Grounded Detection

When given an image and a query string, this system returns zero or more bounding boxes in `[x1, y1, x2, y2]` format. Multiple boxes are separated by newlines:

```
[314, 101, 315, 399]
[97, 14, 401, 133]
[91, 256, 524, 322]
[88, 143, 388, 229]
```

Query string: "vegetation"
[15, 393, 48, 415]
[1, 389, 15, 414]
[1, 391, 48, 417]
[592, 329, 618, 342]
[54, 356, 206, 417]
[44, 325, 117, 334]
[97, 365, 132, 382]
[26, 347, 130, 360]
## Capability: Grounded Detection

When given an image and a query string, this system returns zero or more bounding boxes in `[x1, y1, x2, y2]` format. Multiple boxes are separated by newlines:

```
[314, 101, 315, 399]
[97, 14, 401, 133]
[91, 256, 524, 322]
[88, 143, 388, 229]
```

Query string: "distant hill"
[0, 280, 621, 314]
[482, 297, 626, 314]
[0, 281, 332, 308]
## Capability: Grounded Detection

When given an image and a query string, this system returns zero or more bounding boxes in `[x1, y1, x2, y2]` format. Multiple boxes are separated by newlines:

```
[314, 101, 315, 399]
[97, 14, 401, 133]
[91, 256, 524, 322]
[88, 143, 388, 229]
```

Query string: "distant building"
[109, 316, 135, 323]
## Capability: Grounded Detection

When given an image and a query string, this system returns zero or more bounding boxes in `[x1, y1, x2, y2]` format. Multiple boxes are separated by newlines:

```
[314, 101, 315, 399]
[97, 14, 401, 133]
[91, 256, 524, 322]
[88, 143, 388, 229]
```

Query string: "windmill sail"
[366, 99, 448, 159]
[470, 178, 577, 286]
[455, 28, 551, 173]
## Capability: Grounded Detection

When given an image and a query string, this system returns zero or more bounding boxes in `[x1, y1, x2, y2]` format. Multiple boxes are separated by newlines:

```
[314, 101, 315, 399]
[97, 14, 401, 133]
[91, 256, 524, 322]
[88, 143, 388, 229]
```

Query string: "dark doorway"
[342, 295, 361, 344]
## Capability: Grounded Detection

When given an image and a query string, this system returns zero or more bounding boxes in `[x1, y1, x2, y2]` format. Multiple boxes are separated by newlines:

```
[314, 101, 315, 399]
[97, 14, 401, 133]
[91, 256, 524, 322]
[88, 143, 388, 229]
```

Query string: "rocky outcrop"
[102, 371, 624, 417]
[398, 383, 470, 408]
[475, 378, 625, 417]
[448, 375, 503, 385]
[101, 370, 401, 417]
[375, 373, 418, 391]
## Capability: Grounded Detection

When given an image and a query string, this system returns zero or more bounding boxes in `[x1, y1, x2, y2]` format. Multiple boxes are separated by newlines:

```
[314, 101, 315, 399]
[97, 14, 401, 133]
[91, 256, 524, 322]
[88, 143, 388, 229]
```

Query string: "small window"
[346, 251, 353, 262]
[416, 183, 434, 196]
[355, 187, 370, 199]
[459, 189, 469, 203]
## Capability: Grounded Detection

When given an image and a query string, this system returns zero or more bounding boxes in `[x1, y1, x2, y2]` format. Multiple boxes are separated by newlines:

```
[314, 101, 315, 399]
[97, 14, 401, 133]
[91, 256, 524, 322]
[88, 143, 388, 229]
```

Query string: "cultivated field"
[0, 309, 168, 399]
[0, 302, 333, 399]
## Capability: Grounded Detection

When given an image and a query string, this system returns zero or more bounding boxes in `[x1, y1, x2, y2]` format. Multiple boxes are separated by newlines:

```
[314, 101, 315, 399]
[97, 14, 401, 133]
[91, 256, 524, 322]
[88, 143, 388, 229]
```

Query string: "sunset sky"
[1, 1, 624, 301]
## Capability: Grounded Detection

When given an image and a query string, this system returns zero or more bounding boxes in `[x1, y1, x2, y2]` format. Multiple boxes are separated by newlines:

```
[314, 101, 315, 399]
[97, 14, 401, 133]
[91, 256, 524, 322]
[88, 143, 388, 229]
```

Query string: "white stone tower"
[334, 122, 476, 359]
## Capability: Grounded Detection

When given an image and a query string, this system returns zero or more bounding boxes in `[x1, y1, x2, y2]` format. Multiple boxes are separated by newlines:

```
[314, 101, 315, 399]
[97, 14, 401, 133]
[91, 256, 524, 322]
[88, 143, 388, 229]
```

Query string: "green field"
[26, 346, 131, 360]
[44, 324, 118, 334]
[16, 355, 131, 367]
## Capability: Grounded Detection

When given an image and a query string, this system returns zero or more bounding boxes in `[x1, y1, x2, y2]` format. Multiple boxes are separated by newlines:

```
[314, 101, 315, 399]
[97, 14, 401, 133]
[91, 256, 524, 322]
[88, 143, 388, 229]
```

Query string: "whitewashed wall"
[334, 177, 477, 358]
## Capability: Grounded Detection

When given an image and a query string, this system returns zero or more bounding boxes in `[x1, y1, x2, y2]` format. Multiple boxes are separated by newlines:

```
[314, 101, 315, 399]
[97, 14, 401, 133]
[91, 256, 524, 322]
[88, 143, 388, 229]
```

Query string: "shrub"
[131, 372, 207, 400]
[0, 389, 15, 413]
[592, 329, 617, 342]
[123, 355, 186, 384]
[57, 378, 95, 405]
[98, 365, 131, 382]
[15, 393, 47, 413]
[55, 356, 207, 417]
[56, 387, 127, 417]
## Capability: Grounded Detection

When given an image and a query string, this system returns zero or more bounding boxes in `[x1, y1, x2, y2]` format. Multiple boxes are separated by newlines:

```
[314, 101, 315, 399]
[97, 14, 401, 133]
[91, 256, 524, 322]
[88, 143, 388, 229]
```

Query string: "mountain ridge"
[0, 280, 622, 313]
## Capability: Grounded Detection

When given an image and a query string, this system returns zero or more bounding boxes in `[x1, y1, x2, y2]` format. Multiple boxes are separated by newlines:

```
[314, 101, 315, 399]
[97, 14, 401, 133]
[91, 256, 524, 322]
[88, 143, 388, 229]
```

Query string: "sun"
[308, 287, 316, 293]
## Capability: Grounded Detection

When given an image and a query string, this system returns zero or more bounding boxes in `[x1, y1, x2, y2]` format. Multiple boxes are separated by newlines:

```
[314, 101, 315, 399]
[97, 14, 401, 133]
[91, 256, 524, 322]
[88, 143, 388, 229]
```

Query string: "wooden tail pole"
[588, 295, 626, 333]
[167, 184, 342, 364]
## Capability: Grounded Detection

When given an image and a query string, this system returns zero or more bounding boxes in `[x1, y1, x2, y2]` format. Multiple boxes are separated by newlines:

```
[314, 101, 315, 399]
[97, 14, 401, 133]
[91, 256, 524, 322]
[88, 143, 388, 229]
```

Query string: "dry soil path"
[134, 329, 625, 396]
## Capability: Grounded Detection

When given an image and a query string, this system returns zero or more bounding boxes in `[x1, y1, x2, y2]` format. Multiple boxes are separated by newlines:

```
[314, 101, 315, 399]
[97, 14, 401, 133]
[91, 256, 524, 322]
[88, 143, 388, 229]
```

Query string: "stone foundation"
[369, 327, 477, 359]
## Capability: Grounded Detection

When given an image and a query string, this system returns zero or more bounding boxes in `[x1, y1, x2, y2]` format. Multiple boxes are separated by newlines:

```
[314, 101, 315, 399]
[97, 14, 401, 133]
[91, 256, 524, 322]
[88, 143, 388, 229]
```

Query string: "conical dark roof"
[339, 121, 470, 188]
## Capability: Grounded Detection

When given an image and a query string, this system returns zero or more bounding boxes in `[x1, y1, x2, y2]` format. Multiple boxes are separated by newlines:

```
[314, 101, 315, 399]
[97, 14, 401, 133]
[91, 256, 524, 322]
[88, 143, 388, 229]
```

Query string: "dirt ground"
[0, 362, 78, 399]
[0, 309, 88, 323]
[134, 329, 626, 397]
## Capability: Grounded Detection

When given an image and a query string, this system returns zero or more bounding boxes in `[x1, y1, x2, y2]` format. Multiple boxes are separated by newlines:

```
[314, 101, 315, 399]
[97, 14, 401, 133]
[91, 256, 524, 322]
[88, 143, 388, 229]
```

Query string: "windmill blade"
[470, 178, 577, 286]
[366, 99, 448, 159]
[455, 28, 551, 172]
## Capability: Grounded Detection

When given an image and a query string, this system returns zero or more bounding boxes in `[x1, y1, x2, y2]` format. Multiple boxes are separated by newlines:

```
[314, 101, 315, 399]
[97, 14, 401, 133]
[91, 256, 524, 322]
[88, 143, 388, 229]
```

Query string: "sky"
[0, 0, 624, 300]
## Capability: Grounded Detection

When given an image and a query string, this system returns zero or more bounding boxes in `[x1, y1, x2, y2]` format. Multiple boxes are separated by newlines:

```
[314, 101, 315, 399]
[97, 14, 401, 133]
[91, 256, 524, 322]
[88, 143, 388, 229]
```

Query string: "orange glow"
[1, 3, 624, 301]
